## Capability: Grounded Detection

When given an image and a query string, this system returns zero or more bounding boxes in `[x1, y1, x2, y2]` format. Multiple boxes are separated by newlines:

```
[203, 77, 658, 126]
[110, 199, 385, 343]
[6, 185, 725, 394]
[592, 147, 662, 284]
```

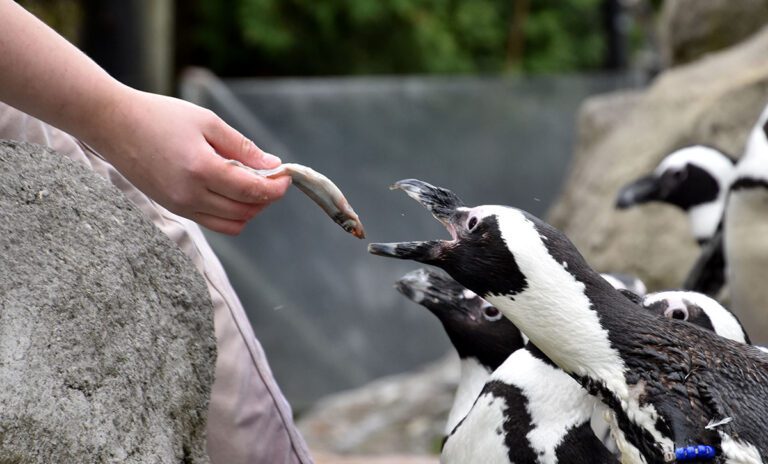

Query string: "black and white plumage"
[723, 103, 768, 346]
[395, 268, 525, 436]
[397, 268, 617, 463]
[444, 344, 617, 464]
[641, 290, 768, 354]
[616, 146, 736, 296]
[370, 179, 768, 464]
[616, 145, 736, 246]
[641, 291, 751, 344]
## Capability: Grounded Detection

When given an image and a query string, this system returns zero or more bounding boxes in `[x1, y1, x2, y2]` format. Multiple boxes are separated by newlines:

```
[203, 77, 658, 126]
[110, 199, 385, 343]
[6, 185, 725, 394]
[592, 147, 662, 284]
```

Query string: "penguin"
[443, 342, 619, 464]
[641, 290, 768, 354]
[722, 103, 768, 346]
[370, 179, 768, 464]
[616, 145, 736, 246]
[616, 146, 736, 296]
[395, 268, 526, 437]
[641, 291, 750, 344]
[397, 268, 618, 463]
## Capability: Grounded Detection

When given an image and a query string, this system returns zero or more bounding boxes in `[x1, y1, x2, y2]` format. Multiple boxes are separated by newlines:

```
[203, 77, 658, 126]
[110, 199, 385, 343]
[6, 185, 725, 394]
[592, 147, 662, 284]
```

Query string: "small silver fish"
[227, 159, 365, 239]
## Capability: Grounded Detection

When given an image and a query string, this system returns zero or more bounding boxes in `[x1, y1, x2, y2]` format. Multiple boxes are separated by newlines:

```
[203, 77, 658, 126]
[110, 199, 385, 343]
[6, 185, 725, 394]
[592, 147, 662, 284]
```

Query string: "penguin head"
[641, 290, 750, 344]
[369, 179, 612, 320]
[370, 179, 632, 375]
[616, 146, 735, 212]
[396, 268, 524, 370]
[370, 179, 529, 298]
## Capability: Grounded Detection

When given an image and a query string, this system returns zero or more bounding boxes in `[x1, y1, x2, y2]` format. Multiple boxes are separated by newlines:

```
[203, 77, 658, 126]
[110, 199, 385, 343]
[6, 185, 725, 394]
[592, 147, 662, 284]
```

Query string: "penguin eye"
[671, 168, 688, 183]
[482, 306, 503, 321]
[467, 216, 479, 231]
[664, 307, 689, 321]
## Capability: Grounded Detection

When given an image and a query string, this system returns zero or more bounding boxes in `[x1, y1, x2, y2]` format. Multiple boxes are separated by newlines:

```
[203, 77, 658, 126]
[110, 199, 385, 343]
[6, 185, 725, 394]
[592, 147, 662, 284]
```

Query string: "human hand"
[86, 86, 291, 235]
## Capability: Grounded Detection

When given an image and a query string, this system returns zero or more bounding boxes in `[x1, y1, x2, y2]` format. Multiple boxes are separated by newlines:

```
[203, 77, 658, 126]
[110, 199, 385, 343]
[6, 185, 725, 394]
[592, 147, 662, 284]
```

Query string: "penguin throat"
[446, 357, 491, 436]
[688, 201, 723, 242]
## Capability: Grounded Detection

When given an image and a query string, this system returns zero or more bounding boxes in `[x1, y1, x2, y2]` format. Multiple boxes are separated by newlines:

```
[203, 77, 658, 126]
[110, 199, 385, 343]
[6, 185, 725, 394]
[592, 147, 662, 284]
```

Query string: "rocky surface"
[658, 0, 768, 67]
[298, 354, 457, 456]
[548, 26, 768, 291]
[0, 141, 216, 463]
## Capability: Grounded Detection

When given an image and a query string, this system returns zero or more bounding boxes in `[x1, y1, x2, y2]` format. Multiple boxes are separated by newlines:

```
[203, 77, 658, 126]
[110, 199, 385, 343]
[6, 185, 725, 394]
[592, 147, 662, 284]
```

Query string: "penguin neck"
[734, 114, 768, 186]
[487, 272, 678, 458]
[687, 200, 724, 243]
[488, 345, 603, 461]
[446, 356, 492, 436]
[487, 270, 633, 401]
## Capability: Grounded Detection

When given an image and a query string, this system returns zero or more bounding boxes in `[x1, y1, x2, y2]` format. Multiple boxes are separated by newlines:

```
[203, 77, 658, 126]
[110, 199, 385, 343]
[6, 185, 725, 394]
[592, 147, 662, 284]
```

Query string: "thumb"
[205, 116, 281, 169]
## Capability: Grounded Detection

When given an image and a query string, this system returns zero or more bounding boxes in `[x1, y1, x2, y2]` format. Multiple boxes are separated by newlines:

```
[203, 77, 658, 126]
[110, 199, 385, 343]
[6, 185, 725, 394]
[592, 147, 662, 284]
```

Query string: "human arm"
[0, 1, 290, 234]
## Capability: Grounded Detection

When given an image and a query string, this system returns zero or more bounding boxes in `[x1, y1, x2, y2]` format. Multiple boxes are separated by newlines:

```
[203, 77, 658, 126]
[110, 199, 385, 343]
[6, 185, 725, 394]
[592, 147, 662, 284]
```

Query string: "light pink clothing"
[0, 102, 314, 464]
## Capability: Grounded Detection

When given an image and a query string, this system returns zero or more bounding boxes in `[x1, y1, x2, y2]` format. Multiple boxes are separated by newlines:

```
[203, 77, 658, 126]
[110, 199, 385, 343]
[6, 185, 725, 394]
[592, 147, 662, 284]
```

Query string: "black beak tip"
[615, 189, 635, 209]
[368, 242, 396, 257]
[393, 279, 410, 296]
[615, 175, 660, 210]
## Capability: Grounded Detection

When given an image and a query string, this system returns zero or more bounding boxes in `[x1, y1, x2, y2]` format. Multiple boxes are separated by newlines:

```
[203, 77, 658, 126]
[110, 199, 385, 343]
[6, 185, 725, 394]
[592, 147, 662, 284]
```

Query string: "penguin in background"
[721, 103, 768, 346]
[616, 145, 736, 296]
[371, 179, 768, 464]
[617, 145, 736, 247]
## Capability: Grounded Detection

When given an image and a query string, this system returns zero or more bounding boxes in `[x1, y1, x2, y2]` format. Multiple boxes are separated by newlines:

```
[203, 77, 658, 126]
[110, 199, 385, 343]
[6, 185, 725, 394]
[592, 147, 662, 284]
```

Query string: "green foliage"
[187, 0, 607, 76]
[16, 0, 82, 43]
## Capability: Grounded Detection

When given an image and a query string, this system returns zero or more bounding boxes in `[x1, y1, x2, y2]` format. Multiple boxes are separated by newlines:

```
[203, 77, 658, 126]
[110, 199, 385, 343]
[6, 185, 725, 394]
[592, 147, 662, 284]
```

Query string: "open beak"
[368, 179, 466, 262]
[616, 174, 662, 209]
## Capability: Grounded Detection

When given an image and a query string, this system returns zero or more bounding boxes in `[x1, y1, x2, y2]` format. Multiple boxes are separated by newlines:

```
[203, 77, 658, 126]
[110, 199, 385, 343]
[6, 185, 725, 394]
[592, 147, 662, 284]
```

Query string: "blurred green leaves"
[17, 0, 610, 76]
[187, 0, 607, 76]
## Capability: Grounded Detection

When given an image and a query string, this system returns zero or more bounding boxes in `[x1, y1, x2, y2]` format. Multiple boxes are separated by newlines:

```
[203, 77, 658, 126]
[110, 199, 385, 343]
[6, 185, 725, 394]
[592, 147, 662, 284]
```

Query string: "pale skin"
[0, 1, 291, 235]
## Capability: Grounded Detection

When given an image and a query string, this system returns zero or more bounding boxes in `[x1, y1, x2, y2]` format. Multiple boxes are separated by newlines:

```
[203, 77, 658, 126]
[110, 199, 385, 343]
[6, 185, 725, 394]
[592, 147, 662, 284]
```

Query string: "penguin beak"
[369, 179, 466, 263]
[616, 174, 662, 209]
[396, 268, 462, 303]
[390, 179, 466, 226]
[368, 240, 444, 263]
[396, 269, 477, 319]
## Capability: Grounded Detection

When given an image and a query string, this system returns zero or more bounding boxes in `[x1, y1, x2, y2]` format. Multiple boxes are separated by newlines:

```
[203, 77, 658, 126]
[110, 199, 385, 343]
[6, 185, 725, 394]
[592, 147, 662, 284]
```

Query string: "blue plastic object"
[675, 445, 716, 461]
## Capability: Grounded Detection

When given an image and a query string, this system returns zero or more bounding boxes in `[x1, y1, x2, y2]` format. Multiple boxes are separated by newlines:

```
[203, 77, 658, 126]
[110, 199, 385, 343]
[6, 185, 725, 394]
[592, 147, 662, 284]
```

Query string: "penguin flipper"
[683, 230, 726, 296]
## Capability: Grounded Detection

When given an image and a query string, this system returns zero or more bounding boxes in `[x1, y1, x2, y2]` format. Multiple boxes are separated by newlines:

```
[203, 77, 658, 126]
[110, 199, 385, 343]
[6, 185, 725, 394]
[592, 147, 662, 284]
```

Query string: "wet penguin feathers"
[370, 178, 768, 463]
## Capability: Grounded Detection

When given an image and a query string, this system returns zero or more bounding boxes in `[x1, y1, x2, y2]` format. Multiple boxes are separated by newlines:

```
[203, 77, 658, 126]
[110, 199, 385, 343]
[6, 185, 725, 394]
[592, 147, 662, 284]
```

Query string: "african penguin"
[397, 268, 618, 463]
[370, 179, 768, 464]
[616, 146, 736, 296]
[641, 291, 750, 344]
[723, 103, 768, 346]
[616, 145, 736, 246]
[395, 268, 525, 437]
[641, 290, 768, 354]
[443, 342, 618, 464]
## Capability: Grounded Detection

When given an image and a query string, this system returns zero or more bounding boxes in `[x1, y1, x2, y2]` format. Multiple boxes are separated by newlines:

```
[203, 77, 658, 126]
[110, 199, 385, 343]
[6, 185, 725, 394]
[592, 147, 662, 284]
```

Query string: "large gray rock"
[548, 26, 768, 291]
[658, 0, 768, 67]
[0, 141, 216, 463]
[298, 355, 456, 456]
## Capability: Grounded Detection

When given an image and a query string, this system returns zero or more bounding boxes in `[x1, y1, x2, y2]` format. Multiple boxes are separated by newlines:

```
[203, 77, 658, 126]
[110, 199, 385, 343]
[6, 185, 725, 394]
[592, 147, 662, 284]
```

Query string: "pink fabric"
[0, 102, 314, 464]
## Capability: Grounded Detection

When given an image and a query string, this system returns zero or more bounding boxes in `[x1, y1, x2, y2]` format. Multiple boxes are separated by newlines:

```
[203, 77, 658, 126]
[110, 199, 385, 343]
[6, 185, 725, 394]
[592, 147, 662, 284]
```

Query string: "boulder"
[547, 26, 768, 291]
[658, 0, 768, 67]
[0, 141, 216, 463]
[298, 355, 456, 456]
